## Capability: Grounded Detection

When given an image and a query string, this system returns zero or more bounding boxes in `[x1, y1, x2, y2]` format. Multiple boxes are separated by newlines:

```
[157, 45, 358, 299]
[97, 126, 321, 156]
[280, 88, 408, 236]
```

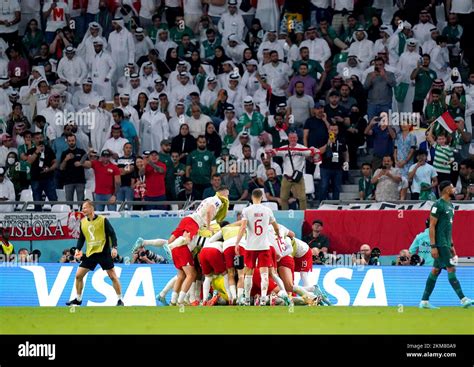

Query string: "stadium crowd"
[0, 0, 472, 212]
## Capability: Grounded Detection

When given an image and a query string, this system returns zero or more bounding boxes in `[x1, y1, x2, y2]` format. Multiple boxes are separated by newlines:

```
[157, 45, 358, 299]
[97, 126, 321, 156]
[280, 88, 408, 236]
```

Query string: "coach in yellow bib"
[66, 200, 124, 306]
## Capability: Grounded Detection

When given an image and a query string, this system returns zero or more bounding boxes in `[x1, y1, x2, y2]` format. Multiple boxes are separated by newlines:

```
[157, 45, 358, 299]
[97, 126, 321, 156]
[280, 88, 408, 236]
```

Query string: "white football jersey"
[293, 238, 310, 258]
[242, 204, 275, 251]
[188, 196, 223, 228]
[268, 224, 292, 257]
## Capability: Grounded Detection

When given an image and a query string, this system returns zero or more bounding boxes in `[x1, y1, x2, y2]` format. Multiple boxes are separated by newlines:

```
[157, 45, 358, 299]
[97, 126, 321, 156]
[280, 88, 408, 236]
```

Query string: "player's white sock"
[168, 236, 187, 250]
[188, 282, 196, 303]
[244, 275, 252, 300]
[261, 271, 269, 298]
[117, 293, 122, 301]
[300, 272, 310, 287]
[195, 280, 202, 301]
[177, 291, 187, 304]
[76, 293, 83, 302]
[293, 285, 310, 297]
[171, 291, 178, 304]
[303, 285, 315, 293]
[203, 276, 212, 302]
[237, 288, 244, 299]
[277, 290, 288, 298]
[159, 276, 177, 298]
[230, 285, 237, 301]
[223, 274, 231, 300]
[143, 238, 167, 247]
[272, 273, 286, 292]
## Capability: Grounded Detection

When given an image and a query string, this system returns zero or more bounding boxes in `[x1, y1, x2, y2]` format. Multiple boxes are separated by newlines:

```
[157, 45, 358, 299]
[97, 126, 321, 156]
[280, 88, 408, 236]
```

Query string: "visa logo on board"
[20, 265, 388, 306]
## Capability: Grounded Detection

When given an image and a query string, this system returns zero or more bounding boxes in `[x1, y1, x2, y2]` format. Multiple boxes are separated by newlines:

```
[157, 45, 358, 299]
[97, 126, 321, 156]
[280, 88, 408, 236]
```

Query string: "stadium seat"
[262, 202, 278, 211]
[51, 204, 71, 213]
[56, 189, 66, 201]
[304, 174, 315, 195]
[18, 189, 34, 210]
[233, 204, 248, 212]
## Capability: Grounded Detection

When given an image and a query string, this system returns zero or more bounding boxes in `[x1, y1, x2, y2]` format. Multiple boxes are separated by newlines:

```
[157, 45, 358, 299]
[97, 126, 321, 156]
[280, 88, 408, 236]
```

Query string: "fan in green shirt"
[420, 180, 474, 309]
[167, 151, 186, 199]
[169, 16, 194, 46]
[237, 99, 265, 137]
[411, 56, 437, 102]
[147, 15, 169, 43]
[186, 136, 217, 186]
[293, 47, 325, 80]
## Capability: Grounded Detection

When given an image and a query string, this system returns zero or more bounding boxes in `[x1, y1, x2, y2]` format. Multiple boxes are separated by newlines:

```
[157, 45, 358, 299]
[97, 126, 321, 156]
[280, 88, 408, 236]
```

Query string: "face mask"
[7, 158, 15, 165]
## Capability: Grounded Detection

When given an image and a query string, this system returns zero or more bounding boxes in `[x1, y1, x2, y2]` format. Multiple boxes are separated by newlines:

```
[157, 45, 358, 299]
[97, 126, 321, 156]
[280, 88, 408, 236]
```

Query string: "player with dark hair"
[66, 200, 124, 306]
[420, 181, 473, 309]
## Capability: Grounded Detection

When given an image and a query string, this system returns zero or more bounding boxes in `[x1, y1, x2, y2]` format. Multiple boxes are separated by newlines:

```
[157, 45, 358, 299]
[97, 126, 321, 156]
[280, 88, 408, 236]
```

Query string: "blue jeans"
[31, 178, 58, 211]
[367, 102, 392, 122]
[94, 193, 116, 211]
[144, 195, 167, 210]
[319, 167, 342, 201]
[117, 186, 134, 202]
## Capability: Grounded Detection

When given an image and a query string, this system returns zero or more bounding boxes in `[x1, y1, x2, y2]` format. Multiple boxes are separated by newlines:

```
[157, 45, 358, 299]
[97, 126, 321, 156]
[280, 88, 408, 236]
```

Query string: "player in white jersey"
[268, 224, 295, 293]
[166, 187, 229, 306]
[235, 189, 281, 306]
[291, 237, 313, 287]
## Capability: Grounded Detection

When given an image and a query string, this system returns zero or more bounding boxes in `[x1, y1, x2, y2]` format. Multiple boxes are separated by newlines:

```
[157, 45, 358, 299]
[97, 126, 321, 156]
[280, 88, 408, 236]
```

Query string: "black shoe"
[66, 298, 82, 306]
[116, 299, 124, 306]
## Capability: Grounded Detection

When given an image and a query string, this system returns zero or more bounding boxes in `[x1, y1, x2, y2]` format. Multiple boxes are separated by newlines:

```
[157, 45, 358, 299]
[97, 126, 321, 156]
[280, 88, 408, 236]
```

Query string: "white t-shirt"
[0, 0, 20, 33]
[44, 0, 70, 32]
[20, 0, 41, 12]
[87, 0, 100, 14]
[451, 0, 472, 13]
[334, 0, 354, 11]
[165, 0, 181, 7]
[188, 196, 223, 228]
[183, 0, 203, 15]
[408, 163, 438, 194]
[242, 203, 275, 251]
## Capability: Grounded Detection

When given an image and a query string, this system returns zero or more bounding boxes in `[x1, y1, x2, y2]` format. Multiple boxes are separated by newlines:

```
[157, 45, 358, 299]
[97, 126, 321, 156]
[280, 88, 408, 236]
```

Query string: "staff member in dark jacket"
[66, 200, 124, 306]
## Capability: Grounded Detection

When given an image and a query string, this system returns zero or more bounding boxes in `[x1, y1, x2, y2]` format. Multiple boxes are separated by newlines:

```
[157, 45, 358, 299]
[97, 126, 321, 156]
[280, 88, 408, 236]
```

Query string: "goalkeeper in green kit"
[420, 180, 474, 309]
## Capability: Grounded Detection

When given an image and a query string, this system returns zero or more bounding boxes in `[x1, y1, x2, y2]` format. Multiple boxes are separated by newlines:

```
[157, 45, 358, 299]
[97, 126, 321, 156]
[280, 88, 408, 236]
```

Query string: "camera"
[368, 247, 381, 265]
[27, 249, 41, 262]
[138, 249, 166, 264]
[410, 253, 425, 266]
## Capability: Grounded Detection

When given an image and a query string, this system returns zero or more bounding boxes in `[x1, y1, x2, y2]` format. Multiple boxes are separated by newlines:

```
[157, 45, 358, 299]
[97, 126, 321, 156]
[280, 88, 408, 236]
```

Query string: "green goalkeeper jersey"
[430, 198, 454, 248]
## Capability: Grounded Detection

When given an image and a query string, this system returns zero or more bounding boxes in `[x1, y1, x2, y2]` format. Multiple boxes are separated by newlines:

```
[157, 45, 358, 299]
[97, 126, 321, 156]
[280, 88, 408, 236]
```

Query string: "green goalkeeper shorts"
[433, 246, 453, 269]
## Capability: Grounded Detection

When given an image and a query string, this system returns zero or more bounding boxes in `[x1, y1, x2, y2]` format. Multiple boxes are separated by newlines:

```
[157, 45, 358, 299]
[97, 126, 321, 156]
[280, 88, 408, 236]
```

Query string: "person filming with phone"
[363, 57, 396, 122]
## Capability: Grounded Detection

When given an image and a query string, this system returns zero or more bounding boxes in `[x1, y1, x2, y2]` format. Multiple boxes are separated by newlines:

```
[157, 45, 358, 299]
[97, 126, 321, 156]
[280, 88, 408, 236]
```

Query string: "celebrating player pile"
[133, 188, 329, 307]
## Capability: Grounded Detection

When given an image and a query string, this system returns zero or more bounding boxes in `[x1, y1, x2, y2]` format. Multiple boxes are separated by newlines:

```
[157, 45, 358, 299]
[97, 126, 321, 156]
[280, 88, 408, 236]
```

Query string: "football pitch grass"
[1, 306, 473, 334]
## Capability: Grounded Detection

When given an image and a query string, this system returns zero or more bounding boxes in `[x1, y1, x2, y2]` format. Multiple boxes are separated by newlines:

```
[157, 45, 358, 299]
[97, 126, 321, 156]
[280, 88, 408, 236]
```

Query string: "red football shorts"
[294, 249, 313, 272]
[171, 217, 199, 240]
[199, 247, 226, 275]
[244, 249, 273, 269]
[224, 246, 246, 270]
[171, 245, 194, 270]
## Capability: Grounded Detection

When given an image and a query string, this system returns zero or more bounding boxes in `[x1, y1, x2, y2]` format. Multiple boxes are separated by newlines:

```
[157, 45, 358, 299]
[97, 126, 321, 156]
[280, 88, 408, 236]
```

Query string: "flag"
[435, 111, 457, 133]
